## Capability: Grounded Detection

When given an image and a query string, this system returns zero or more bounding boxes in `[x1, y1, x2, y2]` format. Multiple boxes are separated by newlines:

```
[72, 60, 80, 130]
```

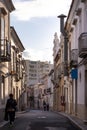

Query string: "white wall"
[78, 65, 85, 104]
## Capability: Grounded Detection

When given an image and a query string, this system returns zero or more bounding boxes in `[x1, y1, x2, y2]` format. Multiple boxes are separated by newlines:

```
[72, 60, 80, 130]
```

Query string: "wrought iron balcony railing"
[70, 49, 78, 67]
[79, 33, 87, 58]
[0, 39, 11, 62]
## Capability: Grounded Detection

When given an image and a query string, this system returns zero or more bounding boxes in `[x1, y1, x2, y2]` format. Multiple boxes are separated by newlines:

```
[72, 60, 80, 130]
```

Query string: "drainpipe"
[58, 14, 68, 112]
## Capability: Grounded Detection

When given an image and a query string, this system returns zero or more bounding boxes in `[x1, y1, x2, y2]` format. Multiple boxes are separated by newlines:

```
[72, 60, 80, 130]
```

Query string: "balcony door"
[0, 75, 5, 104]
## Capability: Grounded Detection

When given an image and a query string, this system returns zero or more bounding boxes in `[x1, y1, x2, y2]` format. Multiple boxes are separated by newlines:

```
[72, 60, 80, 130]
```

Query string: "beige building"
[53, 32, 65, 111]
[34, 83, 44, 109]
[0, 0, 15, 122]
[0, 0, 27, 121]
[34, 71, 54, 110]
[10, 26, 25, 110]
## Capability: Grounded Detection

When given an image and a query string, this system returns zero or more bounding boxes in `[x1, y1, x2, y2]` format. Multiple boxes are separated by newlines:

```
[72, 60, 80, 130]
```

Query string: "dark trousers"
[43, 105, 46, 111]
[47, 105, 49, 111]
[8, 111, 15, 124]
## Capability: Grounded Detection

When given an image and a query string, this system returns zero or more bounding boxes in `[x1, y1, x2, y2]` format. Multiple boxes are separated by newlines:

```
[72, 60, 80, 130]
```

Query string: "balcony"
[79, 33, 87, 58]
[70, 49, 78, 67]
[0, 39, 11, 62]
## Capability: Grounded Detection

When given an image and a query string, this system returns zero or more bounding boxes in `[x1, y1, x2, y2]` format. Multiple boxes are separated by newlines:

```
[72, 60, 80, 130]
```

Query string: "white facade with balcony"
[66, 0, 87, 119]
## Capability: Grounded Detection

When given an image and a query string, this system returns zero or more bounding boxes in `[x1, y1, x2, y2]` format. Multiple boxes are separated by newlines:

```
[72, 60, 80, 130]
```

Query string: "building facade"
[25, 60, 53, 109]
[53, 32, 65, 111]
[0, 0, 15, 122]
[10, 26, 26, 110]
[66, 0, 87, 119]
[0, 0, 27, 121]
[53, 0, 87, 120]
[25, 60, 52, 87]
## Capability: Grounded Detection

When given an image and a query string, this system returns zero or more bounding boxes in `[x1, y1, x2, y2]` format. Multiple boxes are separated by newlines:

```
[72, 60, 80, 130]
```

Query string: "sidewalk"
[59, 112, 87, 130]
[0, 111, 26, 128]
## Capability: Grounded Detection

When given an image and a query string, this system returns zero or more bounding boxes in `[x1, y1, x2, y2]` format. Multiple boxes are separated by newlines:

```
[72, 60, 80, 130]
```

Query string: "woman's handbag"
[4, 109, 8, 121]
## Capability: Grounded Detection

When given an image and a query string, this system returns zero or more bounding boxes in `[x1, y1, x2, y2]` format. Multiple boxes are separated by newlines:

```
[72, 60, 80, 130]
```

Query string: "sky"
[11, 0, 72, 63]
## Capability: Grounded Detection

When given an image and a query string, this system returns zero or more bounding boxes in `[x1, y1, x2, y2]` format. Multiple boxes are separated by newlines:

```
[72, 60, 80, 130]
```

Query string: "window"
[85, 8, 87, 31]
[47, 88, 51, 93]
[0, 14, 5, 56]
[1, 15, 5, 39]
[0, 75, 5, 104]
[29, 65, 34, 68]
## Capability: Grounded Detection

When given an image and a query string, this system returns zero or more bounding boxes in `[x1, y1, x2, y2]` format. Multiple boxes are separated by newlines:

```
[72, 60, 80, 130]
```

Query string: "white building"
[25, 60, 38, 87]
[25, 60, 52, 87]
[66, 0, 87, 119]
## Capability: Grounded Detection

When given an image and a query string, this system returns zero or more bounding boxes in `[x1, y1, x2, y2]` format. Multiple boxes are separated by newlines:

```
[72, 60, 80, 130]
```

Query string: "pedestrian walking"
[4, 93, 17, 126]
[43, 100, 46, 111]
[46, 103, 49, 111]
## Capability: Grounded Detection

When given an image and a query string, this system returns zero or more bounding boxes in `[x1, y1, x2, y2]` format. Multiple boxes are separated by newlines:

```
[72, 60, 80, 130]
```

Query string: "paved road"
[0, 110, 80, 130]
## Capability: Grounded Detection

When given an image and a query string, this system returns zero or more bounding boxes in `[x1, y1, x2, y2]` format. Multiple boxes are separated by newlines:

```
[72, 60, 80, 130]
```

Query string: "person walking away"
[5, 93, 17, 126]
[43, 101, 46, 111]
[47, 103, 49, 111]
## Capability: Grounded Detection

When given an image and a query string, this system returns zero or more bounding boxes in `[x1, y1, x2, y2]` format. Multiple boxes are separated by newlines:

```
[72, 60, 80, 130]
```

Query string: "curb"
[65, 114, 82, 130]
[58, 112, 85, 130]
[0, 121, 9, 128]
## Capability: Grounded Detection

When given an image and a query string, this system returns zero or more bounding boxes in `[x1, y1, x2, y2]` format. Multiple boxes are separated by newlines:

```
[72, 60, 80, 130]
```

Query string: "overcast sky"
[11, 0, 72, 63]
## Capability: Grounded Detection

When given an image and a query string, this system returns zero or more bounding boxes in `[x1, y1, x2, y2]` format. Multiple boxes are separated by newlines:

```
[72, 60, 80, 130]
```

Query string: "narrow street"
[0, 110, 80, 130]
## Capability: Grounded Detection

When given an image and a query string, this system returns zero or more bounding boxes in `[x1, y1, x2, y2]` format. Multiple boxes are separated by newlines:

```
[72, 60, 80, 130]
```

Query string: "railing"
[79, 33, 87, 58]
[0, 39, 11, 62]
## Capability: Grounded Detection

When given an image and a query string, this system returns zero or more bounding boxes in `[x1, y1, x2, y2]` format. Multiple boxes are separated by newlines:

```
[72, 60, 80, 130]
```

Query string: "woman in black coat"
[5, 94, 17, 126]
